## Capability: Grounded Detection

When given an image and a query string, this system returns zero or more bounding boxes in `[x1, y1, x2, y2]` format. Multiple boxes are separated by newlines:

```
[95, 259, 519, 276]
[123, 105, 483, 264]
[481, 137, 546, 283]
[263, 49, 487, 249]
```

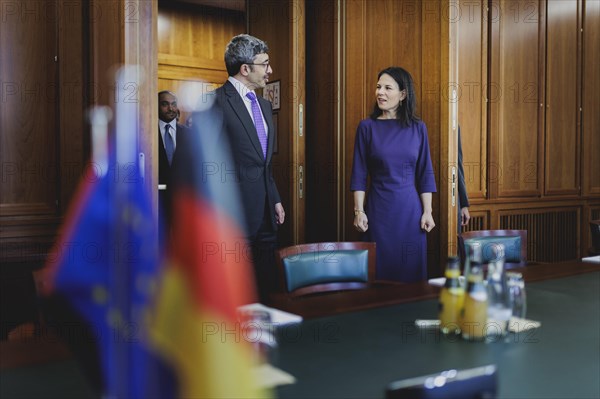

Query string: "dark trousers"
[247, 201, 278, 304]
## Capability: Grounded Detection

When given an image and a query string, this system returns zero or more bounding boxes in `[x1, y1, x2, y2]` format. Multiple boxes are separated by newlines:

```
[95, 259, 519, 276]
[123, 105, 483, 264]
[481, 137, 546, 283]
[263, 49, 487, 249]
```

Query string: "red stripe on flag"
[169, 188, 257, 320]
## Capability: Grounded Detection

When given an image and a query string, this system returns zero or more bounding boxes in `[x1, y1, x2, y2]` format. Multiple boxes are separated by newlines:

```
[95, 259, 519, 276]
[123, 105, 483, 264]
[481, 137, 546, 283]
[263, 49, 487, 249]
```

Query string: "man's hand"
[275, 203, 285, 224]
[460, 207, 471, 226]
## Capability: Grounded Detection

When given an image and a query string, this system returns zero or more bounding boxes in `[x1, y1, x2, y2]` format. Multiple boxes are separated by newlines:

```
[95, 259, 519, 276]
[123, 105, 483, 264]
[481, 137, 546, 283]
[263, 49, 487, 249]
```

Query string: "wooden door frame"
[248, 0, 306, 246]
[447, 0, 459, 256]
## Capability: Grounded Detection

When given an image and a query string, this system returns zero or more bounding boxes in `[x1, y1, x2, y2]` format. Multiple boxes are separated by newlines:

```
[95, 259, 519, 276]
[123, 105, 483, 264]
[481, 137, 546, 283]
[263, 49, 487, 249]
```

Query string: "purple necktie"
[246, 92, 267, 158]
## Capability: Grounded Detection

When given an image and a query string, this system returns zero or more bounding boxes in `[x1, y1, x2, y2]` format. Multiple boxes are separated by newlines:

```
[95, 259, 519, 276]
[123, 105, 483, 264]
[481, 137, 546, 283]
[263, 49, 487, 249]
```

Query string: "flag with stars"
[41, 152, 176, 398]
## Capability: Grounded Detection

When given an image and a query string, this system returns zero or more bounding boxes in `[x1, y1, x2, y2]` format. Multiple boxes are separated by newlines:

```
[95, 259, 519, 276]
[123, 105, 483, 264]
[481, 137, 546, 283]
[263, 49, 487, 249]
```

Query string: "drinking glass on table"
[237, 309, 277, 364]
[506, 272, 527, 319]
[486, 244, 511, 337]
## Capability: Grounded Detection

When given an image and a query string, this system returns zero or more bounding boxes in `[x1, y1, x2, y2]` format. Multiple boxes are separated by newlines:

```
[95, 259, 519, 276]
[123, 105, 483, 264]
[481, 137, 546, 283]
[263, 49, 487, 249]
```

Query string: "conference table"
[269, 260, 600, 398]
[1, 260, 598, 398]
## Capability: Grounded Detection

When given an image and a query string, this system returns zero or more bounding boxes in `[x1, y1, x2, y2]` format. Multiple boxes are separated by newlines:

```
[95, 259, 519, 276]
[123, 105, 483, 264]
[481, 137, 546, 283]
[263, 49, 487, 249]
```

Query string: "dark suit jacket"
[158, 122, 190, 186]
[457, 126, 469, 210]
[214, 80, 281, 237]
[158, 122, 191, 227]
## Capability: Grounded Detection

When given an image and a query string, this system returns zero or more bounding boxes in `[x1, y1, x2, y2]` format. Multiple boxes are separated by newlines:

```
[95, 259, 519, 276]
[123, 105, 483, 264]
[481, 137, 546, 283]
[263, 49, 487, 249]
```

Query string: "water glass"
[237, 309, 277, 364]
[506, 272, 527, 319]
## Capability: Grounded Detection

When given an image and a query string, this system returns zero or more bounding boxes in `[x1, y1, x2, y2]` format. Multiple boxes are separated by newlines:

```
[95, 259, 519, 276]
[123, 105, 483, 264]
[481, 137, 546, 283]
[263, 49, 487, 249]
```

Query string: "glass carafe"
[486, 243, 511, 337]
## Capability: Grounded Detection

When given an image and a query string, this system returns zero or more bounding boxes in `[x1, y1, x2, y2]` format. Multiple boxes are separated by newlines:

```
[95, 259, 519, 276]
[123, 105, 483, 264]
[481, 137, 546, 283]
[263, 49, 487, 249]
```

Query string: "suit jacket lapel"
[224, 81, 265, 160]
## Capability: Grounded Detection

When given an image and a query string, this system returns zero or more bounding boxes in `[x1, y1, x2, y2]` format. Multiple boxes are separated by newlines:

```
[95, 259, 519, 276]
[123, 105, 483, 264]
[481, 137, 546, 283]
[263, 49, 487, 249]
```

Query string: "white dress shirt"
[227, 76, 269, 135]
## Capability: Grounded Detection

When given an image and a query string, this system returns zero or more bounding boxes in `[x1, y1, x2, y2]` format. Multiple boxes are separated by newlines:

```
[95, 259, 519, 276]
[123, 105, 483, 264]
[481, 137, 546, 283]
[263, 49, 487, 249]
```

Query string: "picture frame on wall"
[263, 80, 281, 111]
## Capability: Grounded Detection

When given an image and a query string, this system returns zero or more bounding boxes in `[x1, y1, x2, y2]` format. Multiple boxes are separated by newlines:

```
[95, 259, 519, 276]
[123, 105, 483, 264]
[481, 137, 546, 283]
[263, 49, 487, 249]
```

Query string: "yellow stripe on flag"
[149, 264, 268, 399]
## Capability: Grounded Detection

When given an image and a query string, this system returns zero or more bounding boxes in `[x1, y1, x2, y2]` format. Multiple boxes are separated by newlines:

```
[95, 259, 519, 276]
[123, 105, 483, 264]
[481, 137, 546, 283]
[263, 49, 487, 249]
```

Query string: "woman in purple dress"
[350, 67, 437, 282]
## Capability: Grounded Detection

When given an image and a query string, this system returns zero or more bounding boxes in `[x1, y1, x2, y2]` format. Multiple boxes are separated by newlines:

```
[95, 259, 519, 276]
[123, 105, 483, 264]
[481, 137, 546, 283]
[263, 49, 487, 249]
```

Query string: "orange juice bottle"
[460, 265, 488, 340]
[438, 257, 464, 334]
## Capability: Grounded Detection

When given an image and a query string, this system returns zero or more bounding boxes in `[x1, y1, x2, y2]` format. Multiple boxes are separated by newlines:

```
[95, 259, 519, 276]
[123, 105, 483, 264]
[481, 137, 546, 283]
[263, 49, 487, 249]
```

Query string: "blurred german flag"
[149, 100, 268, 398]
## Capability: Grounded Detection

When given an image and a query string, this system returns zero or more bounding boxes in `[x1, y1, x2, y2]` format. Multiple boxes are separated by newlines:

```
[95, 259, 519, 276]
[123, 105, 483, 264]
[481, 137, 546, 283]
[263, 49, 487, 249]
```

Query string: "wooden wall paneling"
[158, 2, 245, 59]
[421, 0, 444, 274]
[490, 0, 543, 198]
[458, 0, 487, 201]
[498, 206, 580, 262]
[125, 0, 158, 206]
[582, 0, 600, 195]
[448, 0, 459, 256]
[366, 0, 422, 77]
[157, 2, 245, 124]
[462, 209, 489, 232]
[88, 0, 157, 226]
[289, 0, 306, 244]
[90, 0, 123, 109]
[544, 0, 580, 196]
[0, 0, 61, 263]
[343, 0, 367, 242]
[305, 0, 339, 243]
[59, 1, 86, 214]
[0, 0, 58, 215]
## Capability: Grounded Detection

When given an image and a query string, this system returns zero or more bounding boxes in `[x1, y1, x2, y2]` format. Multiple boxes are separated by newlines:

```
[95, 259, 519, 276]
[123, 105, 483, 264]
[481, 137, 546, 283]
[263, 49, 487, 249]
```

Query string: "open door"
[248, 0, 306, 246]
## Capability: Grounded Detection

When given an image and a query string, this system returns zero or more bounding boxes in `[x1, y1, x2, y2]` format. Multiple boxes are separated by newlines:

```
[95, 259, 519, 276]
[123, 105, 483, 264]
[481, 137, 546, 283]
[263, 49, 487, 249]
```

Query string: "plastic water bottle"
[439, 256, 465, 334]
[461, 265, 488, 340]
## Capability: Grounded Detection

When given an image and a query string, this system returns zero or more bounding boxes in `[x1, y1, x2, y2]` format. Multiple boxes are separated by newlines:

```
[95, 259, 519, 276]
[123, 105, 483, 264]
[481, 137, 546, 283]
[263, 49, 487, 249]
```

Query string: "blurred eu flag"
[42, 73, 177, 397]
[41, 148, 176, 398]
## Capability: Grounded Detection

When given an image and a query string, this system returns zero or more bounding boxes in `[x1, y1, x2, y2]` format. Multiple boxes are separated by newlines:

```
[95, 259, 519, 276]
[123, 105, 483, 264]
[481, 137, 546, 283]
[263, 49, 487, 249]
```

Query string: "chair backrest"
[590, 220, 600, 255]
[275, 242, 376, 297]
[459, 230, 527, 268]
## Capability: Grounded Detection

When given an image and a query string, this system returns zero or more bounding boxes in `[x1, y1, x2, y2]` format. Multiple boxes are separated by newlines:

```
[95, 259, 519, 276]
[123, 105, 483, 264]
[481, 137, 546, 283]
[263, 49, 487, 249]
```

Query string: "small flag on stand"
[41, 66, 176, 398]
[149, 94, 268, 398]
[41, 71, 267, 398]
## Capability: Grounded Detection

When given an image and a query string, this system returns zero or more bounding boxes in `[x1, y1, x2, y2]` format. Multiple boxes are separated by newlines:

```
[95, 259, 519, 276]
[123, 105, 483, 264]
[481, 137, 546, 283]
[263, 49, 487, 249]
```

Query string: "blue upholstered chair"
[275, 242, 376, 297]
[459, 230, 527, 269]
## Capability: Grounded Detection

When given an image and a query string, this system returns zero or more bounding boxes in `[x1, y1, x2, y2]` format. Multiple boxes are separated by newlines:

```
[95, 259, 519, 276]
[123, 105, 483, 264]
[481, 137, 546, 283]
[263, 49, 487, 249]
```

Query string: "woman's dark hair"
[370, 67, 420, 126]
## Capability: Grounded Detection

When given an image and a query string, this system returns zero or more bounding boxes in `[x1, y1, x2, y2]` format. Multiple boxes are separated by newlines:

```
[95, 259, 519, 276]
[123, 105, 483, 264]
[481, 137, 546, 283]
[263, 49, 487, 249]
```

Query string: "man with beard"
[214, 34, 285, 303]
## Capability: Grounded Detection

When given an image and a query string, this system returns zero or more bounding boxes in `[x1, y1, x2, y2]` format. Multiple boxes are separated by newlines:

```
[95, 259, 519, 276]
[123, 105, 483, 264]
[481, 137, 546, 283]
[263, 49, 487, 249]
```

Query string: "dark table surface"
[272, 264, 600, 398]
[2, 260, 598, 398]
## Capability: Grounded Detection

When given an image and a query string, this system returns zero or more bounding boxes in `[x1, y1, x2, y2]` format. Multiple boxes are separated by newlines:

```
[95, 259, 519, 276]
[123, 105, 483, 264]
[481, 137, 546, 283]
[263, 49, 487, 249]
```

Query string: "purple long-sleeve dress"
[350, 118, 437, 282]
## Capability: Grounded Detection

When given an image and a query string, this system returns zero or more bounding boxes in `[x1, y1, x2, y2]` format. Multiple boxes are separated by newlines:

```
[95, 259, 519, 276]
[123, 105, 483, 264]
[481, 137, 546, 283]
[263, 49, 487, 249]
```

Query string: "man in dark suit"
[158, 90, 189, 235]
[214, 34, 285, 302]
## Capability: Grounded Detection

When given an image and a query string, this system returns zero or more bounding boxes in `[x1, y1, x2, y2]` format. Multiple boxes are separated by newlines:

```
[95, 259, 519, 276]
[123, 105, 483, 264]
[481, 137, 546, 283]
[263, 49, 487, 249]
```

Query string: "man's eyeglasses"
[246, 61, 270, 69]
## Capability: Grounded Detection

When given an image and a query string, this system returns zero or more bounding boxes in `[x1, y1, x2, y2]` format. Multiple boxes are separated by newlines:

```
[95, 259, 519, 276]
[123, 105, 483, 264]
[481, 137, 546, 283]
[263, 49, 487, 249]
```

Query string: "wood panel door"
[0, 0, 85, 263]
[489, 0, 544, 199]
[248, 0, 306, 246]
[582, 0, 600, 196]
[458, 0, 487, 202]
[544, 0, 580, 196]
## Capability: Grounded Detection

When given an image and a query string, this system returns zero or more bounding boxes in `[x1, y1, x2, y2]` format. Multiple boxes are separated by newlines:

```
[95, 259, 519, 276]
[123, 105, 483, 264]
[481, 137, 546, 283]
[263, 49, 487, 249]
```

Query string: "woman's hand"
[354, 212, 369, 233]
[420, 212, 435, 232]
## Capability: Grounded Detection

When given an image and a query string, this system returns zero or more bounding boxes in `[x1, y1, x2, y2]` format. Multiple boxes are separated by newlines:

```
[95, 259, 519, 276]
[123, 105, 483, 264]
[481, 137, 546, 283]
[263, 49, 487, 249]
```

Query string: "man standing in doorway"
[158, 90, 189, 234]
[215, 34, 285, 303]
